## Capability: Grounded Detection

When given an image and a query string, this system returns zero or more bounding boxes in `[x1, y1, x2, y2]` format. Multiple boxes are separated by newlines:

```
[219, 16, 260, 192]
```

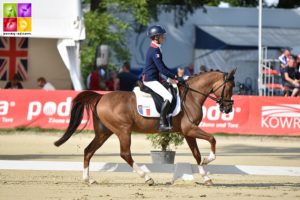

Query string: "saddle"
[133, 81, 181, 118]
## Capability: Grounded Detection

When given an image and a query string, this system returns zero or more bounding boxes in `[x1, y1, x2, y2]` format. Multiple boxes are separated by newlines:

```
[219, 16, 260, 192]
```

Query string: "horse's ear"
[227, 67, 237, 80]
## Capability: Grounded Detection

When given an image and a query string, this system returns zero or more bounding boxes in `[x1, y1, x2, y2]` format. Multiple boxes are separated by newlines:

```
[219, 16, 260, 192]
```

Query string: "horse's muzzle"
[219, 100, 234, 114]
[221, 106, 232, 114]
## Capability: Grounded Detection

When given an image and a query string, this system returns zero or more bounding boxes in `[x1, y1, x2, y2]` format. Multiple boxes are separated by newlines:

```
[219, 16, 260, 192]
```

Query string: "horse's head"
[212, 69, 236, 114]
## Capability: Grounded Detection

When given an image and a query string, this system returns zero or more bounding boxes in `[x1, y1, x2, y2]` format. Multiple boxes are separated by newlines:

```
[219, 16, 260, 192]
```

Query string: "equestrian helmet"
[147, 25, 166, 38]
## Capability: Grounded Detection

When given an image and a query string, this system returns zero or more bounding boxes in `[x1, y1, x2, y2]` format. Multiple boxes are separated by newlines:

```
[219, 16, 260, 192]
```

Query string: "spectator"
[184, 63, 195, 76]
[177, 67, 189, 80]
[37, 77, 56, 90]
[4, 74, 23, 89]
[278, 49, 290, 69]
[199, 65, 208, 73]
[106, 71, 119, 91]
[296, 54, 300, 79]
[117, 62, 138, 91]
[88, 68, 107, 90]
[281, 58, 300, 97]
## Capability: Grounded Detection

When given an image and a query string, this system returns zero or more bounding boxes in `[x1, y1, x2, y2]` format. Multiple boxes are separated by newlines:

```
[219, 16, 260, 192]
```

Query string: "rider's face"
[158, 34, 165, 44]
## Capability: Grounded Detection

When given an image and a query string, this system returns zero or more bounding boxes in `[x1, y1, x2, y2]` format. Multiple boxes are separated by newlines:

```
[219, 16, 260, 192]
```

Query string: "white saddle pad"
[133, 86, 181, 118]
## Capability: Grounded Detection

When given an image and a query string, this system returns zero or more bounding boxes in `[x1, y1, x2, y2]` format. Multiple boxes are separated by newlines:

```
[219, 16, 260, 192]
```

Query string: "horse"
[54, 69, 236, 186]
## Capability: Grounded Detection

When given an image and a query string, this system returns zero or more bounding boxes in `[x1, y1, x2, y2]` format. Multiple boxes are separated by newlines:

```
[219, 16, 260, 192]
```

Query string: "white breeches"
[143, 81, 172, 102]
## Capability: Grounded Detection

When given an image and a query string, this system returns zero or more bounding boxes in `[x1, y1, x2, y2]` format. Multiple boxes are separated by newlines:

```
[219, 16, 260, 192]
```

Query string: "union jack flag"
[0, 37, 28, 81]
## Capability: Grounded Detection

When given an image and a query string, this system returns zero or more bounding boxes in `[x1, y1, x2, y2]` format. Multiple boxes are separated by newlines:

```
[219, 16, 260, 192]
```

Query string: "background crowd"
[278, 50, 300, 96]
[85, 62, 200, 92]
[3, 51, 300, 98]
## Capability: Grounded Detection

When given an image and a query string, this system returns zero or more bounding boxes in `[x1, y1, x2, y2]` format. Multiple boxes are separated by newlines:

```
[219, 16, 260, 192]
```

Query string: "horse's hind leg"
[83, 119, 112, 184]
[117, 132, 154, 186]
[184, 135, 213, 186]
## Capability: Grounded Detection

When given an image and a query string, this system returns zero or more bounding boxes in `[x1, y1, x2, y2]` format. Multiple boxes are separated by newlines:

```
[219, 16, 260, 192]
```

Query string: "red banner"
[200, 96, 300, 136]
[0, 90, 299, 136]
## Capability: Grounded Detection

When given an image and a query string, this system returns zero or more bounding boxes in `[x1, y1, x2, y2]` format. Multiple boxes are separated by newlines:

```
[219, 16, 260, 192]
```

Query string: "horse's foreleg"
[186, 127, 216, 165]
[83, 132, 112, 184]
[184, 136, 202, 164]
[184, 135, 213, 186]
[117, 133, 154, 186]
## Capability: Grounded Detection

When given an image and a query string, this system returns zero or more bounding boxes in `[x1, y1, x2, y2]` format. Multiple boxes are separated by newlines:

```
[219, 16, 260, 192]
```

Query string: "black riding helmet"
[147, 25, 166, 39]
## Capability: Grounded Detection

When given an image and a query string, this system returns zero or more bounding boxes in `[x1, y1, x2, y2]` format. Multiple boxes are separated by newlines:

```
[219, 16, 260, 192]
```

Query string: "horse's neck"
[186, 72, 220, 105]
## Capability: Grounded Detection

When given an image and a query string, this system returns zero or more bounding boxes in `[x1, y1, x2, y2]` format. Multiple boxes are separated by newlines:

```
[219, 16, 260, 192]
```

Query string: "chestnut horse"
[54, 69, 236, 185]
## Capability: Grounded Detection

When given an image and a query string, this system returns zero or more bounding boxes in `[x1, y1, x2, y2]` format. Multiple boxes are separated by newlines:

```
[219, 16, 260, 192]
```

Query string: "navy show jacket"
[143, 42, 176, 81]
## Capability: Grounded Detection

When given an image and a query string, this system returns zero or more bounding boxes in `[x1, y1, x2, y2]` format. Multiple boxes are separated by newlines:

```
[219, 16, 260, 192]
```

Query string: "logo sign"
[199, 104, 242, 129]
[2, 2, 32, 36]
[261, 104, 300, 129]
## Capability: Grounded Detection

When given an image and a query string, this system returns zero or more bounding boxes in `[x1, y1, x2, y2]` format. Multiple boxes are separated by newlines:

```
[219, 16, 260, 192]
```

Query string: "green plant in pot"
[147, 132, 184, 164]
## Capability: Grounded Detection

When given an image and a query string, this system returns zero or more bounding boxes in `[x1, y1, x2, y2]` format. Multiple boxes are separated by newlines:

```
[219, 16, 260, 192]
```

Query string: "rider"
[143, 25, 179, 132]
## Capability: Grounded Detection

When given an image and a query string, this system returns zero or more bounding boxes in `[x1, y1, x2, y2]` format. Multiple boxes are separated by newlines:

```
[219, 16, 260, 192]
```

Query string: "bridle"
[179, 72, 234, 106]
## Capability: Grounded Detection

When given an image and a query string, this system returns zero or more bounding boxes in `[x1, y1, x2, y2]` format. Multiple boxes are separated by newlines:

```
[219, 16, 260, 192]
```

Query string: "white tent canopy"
[0, 0, 85, 90]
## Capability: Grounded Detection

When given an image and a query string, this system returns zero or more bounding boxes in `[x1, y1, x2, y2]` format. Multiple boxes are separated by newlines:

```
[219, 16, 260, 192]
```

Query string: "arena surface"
[0, 131, 299, 200]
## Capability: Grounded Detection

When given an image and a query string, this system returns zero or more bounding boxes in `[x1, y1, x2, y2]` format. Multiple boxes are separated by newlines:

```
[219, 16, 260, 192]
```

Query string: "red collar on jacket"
[150, 42, 159, 48]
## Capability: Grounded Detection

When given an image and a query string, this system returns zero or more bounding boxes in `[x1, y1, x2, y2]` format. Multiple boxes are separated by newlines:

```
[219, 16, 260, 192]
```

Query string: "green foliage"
[107, 0, 206, 28]
[146, 132, 184, 151]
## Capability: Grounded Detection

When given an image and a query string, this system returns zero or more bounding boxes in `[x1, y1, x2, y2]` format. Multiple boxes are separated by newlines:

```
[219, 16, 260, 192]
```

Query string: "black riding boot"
[166, 115, 173, 129]
[158, 100, 171, 132]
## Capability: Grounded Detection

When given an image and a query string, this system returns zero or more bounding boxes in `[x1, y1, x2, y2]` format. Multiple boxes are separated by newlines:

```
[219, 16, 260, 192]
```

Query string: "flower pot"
[150, 150, 176, 164]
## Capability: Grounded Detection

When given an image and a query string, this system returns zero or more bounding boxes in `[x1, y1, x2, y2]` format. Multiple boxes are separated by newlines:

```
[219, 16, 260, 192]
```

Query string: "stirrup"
[158, 126, 170, 132]
[158, 124, 172, 132]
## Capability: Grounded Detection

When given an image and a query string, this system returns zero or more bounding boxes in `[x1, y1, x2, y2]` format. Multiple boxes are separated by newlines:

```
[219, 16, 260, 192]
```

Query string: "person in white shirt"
[37, 77, 56, 90]
[177, 67, 189, 80]
[278, 49, 290, 69]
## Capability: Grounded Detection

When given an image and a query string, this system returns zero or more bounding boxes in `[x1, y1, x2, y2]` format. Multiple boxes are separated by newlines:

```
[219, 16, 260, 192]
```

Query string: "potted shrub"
[147, 132, 184, 164]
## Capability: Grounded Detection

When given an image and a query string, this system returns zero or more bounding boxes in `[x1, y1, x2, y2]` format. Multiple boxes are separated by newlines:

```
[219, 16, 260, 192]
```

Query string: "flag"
[0, 37, 28, 81]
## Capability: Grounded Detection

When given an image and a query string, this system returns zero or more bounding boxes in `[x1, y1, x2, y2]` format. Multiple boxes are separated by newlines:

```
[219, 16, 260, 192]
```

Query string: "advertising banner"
[0, 90, 97, 130]
[200, 96, 300, 136]
[0, 90, 299, 136]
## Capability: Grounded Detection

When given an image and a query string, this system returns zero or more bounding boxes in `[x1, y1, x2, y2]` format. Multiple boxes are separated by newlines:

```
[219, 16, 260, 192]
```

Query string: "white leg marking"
[202, 151, 216, 165]
[133, 162, 146, 178]
[133, 162, 153, 184]
[198, 165, 211, 183]
[83, 167, 89, 181]
[83, 167, 96, 184]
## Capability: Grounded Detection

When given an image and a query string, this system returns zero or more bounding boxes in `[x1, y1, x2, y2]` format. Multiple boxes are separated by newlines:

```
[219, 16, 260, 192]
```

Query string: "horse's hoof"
[83, 178, 97, 185]
[145, 178, 154, 186]
[88, 179, 97, 184]
[204, 179, 213, 186]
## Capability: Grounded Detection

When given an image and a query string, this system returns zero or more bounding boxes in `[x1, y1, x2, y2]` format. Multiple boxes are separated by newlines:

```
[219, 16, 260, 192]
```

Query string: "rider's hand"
[176, 77, 185, 85]
[170, 79, 177, 84]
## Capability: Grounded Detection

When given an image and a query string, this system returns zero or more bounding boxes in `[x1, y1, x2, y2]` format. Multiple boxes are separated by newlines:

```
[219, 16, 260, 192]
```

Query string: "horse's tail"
[54, 91, 102, 147]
